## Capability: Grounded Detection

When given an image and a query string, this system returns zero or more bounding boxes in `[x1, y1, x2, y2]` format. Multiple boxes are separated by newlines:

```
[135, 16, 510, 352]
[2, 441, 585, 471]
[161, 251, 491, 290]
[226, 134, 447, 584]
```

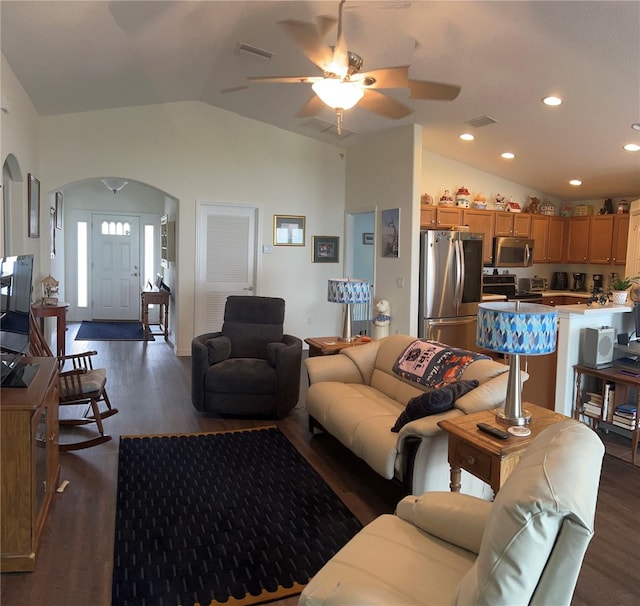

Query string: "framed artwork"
[49, 208, 56, 258]
[362, 232, 374, 245]
[381, 208, 400, 258]
[55, 191, 63, 230]
[312, 236, 339, 263]
[274, 214, 305, 246]
[28, 173, 40, 238]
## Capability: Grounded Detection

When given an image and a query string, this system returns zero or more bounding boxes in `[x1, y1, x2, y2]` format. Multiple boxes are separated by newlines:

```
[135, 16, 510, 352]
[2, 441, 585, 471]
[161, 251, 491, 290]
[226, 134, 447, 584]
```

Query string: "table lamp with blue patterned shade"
[327, 278, 370, 342]
[477, 301, 558, 425]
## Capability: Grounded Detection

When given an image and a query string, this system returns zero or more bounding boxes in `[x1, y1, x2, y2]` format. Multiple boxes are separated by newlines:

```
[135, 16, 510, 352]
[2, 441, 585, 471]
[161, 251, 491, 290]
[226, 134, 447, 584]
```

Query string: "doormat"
[75, 321, 154, 341]
[111, 426, 362, 606]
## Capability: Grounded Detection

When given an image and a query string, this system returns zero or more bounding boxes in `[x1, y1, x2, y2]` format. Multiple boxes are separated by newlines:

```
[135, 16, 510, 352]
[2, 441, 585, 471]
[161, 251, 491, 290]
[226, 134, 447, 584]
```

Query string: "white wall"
[346, 125, 421, 336]
[1, 56, 42, 270]
[3, 96, 347, 354]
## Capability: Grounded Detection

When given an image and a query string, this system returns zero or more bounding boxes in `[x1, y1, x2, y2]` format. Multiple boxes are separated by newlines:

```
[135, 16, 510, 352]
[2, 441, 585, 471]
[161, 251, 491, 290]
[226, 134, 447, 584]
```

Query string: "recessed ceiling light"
[501, 152, 515, 159]
[543, 96, 562, 106]
[459, 133, 474, 141]
[632, 122, 640, 131]
[569, 179, 582, 186]
[623, 143, 640, 152]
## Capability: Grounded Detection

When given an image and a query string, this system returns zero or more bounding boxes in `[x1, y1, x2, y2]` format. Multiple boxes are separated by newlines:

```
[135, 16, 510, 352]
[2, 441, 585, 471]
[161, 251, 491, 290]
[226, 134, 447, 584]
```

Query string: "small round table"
[31, 300, 69, 357]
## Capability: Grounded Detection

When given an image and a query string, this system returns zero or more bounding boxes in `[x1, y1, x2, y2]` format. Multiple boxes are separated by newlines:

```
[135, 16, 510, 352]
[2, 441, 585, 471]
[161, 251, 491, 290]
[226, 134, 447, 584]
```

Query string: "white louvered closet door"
[194, 203, 258, 336]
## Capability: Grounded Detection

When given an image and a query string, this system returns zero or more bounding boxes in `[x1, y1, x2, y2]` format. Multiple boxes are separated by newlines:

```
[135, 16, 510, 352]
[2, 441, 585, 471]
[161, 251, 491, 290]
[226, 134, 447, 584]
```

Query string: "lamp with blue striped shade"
[328, 278, 370, 342]
[477, 301, 558, 425]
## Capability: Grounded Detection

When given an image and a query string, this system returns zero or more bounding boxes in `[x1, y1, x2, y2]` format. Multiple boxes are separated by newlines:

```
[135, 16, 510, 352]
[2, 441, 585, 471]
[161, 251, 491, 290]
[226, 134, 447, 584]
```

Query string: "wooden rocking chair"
[29, 312, 118, 451]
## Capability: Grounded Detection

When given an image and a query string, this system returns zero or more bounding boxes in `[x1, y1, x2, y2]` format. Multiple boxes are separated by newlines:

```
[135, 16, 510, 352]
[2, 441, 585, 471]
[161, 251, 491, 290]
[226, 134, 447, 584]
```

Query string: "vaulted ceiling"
[2, 1, 639, 201]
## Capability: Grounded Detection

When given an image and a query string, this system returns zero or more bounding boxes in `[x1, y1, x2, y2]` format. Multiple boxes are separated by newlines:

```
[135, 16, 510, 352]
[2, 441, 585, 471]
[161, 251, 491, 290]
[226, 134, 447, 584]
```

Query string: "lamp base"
[495, 408, 532, 426]
[337, 336, 356, 343]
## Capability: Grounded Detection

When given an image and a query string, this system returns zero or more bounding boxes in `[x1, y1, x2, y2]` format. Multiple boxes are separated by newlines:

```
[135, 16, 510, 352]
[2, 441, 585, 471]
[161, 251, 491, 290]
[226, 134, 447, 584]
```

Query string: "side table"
[304, 336, 369, 357]
[31, 300, 69, 357]
[140, 290, 169, 340]
[438, 403, 567, 495]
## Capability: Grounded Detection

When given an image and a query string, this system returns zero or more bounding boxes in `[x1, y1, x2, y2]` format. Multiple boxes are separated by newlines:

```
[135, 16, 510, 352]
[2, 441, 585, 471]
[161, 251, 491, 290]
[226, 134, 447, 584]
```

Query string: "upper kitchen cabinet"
[435, 207, 463, 228]
[588, 215, 615, 264]
[420, 206, 437, 229]
[565, 216, 591, 263]
[462, 208, 495, 264]
[494, 212, 531, 237]
[531, 215, 565, 263]
[612, 214, 630, 265]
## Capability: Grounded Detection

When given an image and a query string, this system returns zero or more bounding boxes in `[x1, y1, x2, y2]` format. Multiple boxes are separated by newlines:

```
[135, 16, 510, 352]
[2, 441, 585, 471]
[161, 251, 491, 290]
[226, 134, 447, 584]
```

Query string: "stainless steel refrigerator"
[418, 230, 484, 351]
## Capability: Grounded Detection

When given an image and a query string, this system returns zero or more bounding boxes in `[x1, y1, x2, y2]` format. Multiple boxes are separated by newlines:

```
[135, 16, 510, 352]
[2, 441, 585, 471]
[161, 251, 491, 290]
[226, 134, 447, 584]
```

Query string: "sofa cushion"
[391, 380, 479, 432]
[205, 336, 232, 365]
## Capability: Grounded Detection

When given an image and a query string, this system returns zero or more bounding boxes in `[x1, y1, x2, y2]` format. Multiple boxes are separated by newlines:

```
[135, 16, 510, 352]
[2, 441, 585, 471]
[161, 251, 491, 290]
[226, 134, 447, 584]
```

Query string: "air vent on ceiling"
[299, 118, 353, 138]
[465, 115, 498, 128]
[235, 43, 273, 64]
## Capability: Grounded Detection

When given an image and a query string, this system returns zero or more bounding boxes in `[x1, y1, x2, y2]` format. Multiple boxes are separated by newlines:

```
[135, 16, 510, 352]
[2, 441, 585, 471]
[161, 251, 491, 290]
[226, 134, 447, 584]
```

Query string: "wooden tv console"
[1, 357, 59, 572]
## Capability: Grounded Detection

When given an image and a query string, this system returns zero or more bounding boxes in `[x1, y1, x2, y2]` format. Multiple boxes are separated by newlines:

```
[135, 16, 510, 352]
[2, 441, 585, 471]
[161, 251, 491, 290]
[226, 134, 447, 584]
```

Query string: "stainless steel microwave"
[492, 237, 535, 267]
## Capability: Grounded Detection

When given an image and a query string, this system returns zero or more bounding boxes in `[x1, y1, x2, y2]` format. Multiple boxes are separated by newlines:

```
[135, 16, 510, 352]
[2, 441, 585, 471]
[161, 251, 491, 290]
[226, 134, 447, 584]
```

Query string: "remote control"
[476, 423, 510, 440]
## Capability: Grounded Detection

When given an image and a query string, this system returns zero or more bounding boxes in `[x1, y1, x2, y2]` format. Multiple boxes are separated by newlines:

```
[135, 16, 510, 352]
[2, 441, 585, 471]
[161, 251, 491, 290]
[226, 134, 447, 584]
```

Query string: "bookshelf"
[573, 364, 639, 465]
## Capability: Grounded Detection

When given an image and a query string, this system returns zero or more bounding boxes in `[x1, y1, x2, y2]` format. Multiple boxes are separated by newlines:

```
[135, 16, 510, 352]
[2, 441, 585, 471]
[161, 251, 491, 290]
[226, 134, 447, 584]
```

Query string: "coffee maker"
[572, 272, 587, 291]
[592, 273, 604, 292]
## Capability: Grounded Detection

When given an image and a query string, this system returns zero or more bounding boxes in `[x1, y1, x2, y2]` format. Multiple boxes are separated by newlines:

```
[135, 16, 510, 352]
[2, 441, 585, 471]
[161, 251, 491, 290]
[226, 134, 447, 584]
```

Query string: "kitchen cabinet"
[542, 295, 588, 306]
[1, 358, 59, 572]
[565, 216, 591, 263]
[494, 212, 531, 237]
[419, 206, 437, 229]
[588, 215, 615, 264]
[435, 207, 462, 228]
[612, 214, 630, 265]
[462, 208, 495, 264]
[530, 215, 565, 263]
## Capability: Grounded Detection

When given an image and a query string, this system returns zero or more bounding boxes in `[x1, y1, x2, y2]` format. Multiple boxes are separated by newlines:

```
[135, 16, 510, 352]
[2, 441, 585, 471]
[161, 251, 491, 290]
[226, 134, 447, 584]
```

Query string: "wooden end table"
[140, 290, 170, 340]
[438, 403, 567, 495]
[31, 300, 69, 357]
[304, 336, 369, 357]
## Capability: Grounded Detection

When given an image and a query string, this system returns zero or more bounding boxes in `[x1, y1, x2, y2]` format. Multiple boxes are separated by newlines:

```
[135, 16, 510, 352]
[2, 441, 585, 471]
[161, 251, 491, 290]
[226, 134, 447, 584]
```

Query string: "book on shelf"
[612, 420, 638, 431]
[583, 403, 602, 417]
[612, 414, 637, 427]
[587, 392, 603, 404]
[615, 403, 638, 416]
[602, 383, 614, 420]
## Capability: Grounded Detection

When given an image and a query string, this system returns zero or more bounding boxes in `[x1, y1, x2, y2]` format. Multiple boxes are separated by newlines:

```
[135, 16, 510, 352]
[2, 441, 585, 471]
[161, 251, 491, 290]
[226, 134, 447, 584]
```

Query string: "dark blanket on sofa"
[393, 339, 489, 388]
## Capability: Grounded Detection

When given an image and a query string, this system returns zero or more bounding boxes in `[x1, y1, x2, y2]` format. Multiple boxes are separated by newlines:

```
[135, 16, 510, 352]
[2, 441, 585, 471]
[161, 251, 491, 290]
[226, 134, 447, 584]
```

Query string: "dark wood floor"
[1, 325, 639, 605]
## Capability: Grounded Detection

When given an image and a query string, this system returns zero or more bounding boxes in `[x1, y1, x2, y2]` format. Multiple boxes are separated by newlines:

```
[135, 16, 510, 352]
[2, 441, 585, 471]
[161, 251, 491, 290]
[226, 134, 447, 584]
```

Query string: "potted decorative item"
[610, 276, 639, 305]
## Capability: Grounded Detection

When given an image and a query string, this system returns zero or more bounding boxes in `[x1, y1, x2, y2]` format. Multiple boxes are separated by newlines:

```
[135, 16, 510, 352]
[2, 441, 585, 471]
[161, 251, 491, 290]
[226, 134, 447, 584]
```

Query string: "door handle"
[131, 272, 139, 277]
[243, 286, 254, 291]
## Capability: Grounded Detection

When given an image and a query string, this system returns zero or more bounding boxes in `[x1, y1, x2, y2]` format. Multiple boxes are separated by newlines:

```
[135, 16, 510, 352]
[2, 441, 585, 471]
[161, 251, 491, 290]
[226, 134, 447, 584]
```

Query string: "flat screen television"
[1, 254, 37, 387]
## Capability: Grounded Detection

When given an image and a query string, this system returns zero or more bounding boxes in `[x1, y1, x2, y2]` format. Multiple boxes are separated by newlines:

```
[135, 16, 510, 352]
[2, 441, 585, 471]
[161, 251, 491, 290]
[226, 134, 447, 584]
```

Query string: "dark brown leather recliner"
[191, 296, 302, 418]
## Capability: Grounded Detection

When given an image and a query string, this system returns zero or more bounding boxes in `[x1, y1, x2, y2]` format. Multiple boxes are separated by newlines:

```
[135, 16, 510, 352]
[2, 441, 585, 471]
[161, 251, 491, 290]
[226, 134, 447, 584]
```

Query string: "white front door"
[194, 203, 258, 335]
[92, 214, 141, 320]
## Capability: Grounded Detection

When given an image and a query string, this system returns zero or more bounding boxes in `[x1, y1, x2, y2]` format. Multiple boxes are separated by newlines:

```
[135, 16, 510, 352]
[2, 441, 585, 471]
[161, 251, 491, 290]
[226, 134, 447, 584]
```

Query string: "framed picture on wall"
[312, 236, 339, 263]
[28, 173, 40, 238]
[50, 207, 56, 258]
[274, 215, 305, 246]
[55, 191, 63, 230]
[362, 232, 374, 245]
[381, 208, 400, 258]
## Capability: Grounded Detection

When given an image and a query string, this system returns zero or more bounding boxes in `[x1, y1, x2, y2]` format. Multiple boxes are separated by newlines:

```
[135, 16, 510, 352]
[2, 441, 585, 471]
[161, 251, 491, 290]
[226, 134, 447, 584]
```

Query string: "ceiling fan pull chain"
[336, 108, 343, 136]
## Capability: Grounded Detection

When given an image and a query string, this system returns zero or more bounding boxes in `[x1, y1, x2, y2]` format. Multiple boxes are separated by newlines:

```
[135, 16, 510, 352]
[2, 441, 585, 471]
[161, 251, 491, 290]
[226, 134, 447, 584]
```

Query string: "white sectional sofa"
[305, 334, 524, 495]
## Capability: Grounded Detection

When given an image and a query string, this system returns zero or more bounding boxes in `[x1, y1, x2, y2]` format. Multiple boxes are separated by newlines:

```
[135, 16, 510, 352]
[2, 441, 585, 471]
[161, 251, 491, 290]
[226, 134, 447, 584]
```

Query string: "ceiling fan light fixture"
[312, 79, 363, 110]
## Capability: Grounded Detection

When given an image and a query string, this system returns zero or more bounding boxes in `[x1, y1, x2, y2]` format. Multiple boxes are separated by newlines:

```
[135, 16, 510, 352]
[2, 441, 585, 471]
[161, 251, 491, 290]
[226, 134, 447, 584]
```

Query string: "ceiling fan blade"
[358, 89, 414, 119]
[247, 75, 323, 84]
[278, 19, 333, 70]
[315, 15, 337, 38]
[408, 79, 461, 101]
[354, 66, 409, 89]
[296, 95, 327, 118]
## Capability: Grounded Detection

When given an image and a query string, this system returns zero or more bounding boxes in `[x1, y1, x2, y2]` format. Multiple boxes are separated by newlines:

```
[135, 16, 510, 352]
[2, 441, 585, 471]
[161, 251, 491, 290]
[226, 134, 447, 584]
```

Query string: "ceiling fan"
[247, 0, 461, 135]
